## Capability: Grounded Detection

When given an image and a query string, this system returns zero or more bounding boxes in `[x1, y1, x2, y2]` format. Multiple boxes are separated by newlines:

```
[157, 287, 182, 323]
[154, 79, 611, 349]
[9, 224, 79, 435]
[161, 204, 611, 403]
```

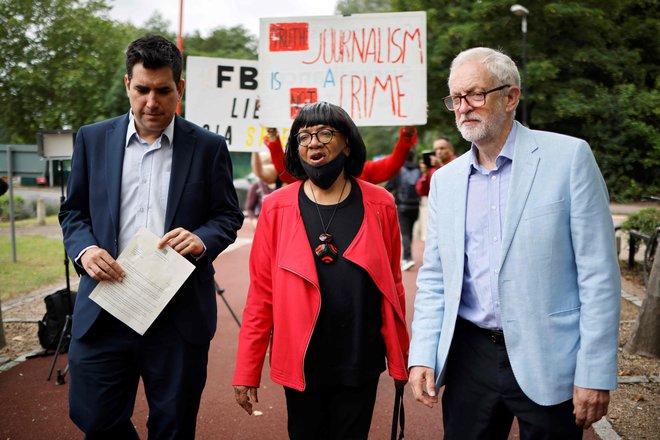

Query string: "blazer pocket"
[524, 198, 565, 220]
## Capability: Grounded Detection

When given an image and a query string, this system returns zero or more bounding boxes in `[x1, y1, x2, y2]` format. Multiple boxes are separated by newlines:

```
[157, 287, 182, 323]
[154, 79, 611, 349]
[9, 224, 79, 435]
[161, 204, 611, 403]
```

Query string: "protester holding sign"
[263, 126, 418, 185]
[234, 101, 409, 439]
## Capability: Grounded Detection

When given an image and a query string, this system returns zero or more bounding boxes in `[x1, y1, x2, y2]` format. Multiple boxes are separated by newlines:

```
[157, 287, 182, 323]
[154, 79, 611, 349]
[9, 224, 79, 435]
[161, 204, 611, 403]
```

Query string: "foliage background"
[0, 0, 657, 200]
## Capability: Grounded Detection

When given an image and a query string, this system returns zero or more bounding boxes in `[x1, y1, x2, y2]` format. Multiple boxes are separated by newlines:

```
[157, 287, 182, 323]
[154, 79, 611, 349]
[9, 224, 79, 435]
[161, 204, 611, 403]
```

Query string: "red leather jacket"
[233, 179, 409, 391]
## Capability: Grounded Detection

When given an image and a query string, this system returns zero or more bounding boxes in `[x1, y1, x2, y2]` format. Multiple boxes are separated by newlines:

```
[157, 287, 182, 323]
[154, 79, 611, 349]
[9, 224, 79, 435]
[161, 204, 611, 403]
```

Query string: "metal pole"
[7, 147, 16, 262]
[521, 15, 528, 126]
[176, 0, 184, 116]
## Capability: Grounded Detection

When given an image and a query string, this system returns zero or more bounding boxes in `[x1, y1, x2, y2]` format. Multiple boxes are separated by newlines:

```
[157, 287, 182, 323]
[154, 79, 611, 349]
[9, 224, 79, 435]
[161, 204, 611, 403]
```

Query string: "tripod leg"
[215, 282, 241, 328]
[47, 314, 71, 381]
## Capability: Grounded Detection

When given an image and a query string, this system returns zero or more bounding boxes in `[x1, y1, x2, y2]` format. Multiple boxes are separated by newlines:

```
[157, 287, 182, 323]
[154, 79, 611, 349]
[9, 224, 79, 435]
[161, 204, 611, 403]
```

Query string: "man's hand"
[234, 385, 259, 415]
[409, 366, 438, 408]
[81, 247, 124, 282]
[158, 227, 204, 257]
[573, 386, 610, 429]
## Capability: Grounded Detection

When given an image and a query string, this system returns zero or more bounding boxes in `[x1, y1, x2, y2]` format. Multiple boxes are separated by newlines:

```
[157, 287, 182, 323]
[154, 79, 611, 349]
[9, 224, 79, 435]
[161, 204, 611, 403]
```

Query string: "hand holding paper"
[90, 228, 196, 335]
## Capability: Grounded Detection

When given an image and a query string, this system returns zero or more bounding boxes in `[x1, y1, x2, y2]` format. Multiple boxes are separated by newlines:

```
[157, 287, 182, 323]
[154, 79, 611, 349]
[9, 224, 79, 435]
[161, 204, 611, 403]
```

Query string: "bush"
[0, 194, 32, 221]
[621, 208, 660, 236]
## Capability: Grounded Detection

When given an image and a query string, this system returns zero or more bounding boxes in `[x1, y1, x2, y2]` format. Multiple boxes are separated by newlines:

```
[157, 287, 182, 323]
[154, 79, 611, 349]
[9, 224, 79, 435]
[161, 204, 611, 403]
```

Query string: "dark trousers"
[397, 207, 419, 260]
[68, 312, 209, 440]
[442, 318, 583, 440]
[284, 378, 379, 440]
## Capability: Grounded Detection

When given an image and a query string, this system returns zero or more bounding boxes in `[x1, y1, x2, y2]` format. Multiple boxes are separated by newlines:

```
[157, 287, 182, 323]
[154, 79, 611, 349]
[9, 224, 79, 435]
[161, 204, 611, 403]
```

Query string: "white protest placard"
[185, 56, 290, 152]
[258, 11, 427, 128]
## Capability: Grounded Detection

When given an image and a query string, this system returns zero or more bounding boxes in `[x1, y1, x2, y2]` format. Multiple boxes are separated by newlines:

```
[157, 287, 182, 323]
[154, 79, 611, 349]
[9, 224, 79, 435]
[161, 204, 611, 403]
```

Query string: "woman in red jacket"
[233, 102, 409, 439]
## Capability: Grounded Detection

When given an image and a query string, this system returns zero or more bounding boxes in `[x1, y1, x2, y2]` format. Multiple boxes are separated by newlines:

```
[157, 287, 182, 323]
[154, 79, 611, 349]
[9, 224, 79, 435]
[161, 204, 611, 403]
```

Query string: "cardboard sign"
[258, 11, 427, 127]
[185, 56, 289, 152]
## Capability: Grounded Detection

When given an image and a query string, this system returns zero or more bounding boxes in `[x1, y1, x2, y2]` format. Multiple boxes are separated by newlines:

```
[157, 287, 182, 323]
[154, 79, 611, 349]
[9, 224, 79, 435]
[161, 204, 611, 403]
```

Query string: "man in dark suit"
[59, 35, 243, 439]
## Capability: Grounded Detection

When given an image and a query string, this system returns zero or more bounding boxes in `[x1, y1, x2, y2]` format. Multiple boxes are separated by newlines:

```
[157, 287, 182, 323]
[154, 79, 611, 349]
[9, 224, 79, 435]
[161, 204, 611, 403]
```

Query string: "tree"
[0, 0, 132, 143]
[390, 0, 659, 199]
[185, 26, 258, 60]
[625, 242, 660, 357]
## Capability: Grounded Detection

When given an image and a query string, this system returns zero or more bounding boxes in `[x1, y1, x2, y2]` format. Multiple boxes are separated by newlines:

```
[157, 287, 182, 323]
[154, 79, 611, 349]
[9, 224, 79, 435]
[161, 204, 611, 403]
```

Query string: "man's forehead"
[448, 61, 492, 92]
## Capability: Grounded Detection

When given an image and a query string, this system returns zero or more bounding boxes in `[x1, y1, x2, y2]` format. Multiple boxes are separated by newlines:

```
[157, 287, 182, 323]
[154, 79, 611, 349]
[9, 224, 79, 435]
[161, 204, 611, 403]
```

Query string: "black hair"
[125, 35, 183, 84]
[284, 101, 366, 179]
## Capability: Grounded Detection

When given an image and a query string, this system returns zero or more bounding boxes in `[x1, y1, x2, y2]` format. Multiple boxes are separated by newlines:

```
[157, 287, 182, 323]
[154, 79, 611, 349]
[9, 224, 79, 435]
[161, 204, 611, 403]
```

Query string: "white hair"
[449, 47, 521, 88]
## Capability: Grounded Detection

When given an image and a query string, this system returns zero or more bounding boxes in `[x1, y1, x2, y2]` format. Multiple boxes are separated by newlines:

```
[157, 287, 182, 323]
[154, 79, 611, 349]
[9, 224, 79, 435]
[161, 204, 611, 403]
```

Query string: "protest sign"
[258, 11, 427, 127]
[185, 56, 289, 152]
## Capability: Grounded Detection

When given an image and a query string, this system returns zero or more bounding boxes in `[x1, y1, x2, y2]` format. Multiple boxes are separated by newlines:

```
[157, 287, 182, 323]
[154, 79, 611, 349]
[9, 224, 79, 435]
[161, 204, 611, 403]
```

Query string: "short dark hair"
[284, 102, 366, 179]
[125, 35, 183, 84]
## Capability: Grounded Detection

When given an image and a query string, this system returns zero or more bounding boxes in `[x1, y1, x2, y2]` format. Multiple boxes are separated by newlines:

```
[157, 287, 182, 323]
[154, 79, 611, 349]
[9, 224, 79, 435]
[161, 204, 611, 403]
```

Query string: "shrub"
[0, 194, 32, 221]
[621, 208, 660, 236]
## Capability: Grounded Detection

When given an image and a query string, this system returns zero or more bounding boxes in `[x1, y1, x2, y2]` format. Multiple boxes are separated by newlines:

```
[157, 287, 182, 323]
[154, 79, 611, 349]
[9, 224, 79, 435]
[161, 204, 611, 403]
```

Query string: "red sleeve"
[359, 127, 417, 184]
[415, 167, 437, 196]
[233, 201, 275, 387]
[264, 136, 297, 184]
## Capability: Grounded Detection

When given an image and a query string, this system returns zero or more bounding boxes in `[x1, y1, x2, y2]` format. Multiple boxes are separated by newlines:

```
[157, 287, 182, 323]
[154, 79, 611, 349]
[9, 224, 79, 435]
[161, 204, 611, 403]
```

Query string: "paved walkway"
[0, 224, 606, 439]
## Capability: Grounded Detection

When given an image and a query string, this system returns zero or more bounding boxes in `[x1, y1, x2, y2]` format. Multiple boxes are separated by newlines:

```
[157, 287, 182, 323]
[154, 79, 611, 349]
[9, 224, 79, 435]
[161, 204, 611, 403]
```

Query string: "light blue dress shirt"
[459, 123, 517, 330]
[117, 113, 174, 254]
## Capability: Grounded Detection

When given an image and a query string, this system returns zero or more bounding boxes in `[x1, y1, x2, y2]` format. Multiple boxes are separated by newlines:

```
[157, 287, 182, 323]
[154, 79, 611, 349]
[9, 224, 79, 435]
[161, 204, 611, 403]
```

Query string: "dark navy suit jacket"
[60, 113, 243, 345]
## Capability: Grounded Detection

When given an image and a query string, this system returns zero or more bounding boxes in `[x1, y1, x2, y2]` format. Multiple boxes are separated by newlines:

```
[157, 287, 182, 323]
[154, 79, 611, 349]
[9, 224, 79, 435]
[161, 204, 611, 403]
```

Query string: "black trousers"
[397, 207, 419, 260]
[442, 318, 583, 440]
[284, 378, 379, 440]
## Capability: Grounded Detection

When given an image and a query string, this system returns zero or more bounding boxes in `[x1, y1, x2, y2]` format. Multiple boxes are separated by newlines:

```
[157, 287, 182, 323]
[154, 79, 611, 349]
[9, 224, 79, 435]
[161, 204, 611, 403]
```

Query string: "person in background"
[416, 137, 457, 241]
[415, 136, 456, 197]
[59, 35, 243, 439]
[386, 151, 422, 271]
[245, 152, 277, 229]
[408, 47, 620, 439]
[233, 101, 409, 439]
[263, 126, 418, 185]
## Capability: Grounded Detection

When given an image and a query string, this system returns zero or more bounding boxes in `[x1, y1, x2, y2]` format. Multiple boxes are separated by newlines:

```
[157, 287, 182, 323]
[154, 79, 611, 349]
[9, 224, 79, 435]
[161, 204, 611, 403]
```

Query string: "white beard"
[455, 104, 509, 144]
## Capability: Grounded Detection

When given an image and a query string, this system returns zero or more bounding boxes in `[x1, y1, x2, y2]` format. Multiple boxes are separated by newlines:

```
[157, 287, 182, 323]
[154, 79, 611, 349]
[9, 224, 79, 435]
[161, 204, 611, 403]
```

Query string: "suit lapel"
[105, 114, 129, 241]
[165, 116, 196, 231]
[500, 124, 539, 269]
[452, 160, 470, 273]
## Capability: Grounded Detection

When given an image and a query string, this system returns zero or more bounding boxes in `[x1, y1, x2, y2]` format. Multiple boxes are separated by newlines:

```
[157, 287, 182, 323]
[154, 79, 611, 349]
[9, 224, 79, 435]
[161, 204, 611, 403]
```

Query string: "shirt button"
[491, 205, 497, 210]
[493, 236, 498, 242]
[139, 207, 144, 213]
[491, 175, 497, 180]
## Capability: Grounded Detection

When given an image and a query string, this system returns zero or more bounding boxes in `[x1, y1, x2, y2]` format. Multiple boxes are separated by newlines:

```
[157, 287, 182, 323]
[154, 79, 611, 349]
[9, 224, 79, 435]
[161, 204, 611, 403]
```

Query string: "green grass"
[0, 215, 60, 229]
[0, 231, 73, 302]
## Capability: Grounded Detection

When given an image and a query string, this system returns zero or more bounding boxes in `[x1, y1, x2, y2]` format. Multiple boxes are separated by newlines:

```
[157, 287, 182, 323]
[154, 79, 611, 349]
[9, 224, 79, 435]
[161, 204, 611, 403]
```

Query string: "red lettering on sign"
[270, 23, 309, 52]
[290, 88, 318, 118]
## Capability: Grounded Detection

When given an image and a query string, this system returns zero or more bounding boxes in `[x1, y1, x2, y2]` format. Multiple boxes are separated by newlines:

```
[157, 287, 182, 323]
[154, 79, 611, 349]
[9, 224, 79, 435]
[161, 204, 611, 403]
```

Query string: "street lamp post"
[510, 4, 529, 126]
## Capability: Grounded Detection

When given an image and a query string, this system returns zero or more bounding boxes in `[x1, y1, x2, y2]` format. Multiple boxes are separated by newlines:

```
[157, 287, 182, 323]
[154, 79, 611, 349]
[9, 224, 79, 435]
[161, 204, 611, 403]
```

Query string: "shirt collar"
[468, 122, 517, 172]
[125, 111, 175, 148]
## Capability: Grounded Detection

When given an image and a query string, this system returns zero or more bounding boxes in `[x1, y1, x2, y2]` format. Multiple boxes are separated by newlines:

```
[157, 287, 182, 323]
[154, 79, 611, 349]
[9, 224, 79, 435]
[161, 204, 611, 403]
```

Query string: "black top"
[298, 179, 386, 388]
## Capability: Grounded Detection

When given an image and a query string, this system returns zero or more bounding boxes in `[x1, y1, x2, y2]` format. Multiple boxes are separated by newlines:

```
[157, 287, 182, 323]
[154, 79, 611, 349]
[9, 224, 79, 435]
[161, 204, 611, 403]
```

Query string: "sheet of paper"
[90, 227, 195, 335]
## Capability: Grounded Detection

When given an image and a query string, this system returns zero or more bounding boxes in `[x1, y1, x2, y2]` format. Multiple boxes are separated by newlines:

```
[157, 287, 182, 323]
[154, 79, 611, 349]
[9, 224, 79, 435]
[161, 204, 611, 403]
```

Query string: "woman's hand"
[234, 385, 259, 415]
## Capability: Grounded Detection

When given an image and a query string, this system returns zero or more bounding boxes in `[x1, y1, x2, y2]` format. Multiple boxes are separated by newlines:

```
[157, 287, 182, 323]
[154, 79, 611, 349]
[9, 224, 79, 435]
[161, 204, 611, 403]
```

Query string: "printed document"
[90, 227, 195, 335]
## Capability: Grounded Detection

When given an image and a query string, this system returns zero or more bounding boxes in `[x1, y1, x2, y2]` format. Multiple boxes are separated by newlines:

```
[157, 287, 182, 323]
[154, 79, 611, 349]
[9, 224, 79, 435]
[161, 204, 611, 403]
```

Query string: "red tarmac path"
[0, 226, 598, 439]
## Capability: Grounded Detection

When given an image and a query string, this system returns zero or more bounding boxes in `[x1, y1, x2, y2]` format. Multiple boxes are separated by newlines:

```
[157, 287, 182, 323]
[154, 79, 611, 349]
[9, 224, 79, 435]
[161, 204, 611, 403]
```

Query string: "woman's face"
[296, 124, 349, 167]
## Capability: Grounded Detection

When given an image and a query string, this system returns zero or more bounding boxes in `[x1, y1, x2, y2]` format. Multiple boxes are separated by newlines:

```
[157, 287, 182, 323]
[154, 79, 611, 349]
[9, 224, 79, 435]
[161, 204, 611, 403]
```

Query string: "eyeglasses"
[296, 129, 338, 147]
[443, 85, 510, 111]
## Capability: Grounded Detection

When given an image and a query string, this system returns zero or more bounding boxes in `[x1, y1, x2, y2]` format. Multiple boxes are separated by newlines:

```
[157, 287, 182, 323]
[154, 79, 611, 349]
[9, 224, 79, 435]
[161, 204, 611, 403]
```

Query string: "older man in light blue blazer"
[408, 47, 621, 439]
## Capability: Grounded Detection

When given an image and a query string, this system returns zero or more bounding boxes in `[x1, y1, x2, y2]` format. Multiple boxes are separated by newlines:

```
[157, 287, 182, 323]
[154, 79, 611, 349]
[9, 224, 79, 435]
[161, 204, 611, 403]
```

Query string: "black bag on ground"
[38, 289, 76, 353]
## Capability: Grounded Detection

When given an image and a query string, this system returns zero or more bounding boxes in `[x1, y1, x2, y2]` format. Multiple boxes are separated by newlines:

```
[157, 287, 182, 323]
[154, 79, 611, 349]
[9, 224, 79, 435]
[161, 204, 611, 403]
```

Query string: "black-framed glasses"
[443, 85, 510, 111]
[296, 129, 338, 147]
